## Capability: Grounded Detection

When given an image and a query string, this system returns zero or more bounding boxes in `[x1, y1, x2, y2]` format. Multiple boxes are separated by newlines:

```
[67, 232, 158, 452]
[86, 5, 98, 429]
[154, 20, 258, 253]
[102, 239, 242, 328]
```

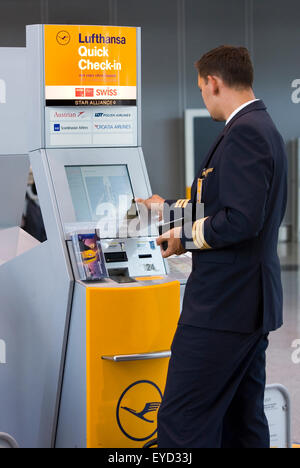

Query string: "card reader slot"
[105, 251, 128, 263]
[138, 254, 153, 259]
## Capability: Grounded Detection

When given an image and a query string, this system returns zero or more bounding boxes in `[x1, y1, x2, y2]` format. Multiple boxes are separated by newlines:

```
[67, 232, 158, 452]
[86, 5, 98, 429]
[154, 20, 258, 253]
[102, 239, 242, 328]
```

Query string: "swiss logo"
[75, 88, 84, 98]
[85, 88, 94, 97]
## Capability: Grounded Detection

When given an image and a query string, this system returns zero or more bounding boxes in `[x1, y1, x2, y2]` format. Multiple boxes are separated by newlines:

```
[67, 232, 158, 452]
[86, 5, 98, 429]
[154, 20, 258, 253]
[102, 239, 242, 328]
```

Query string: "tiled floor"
[267, 243, 300, 443]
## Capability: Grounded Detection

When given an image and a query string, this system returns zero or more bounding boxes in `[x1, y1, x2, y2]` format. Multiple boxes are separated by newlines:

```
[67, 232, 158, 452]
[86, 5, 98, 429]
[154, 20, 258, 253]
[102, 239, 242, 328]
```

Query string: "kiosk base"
[56, 281, 180, 448]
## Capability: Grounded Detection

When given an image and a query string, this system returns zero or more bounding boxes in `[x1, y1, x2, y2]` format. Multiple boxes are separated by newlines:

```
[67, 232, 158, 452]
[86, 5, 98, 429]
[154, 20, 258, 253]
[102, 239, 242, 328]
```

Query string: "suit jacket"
[166, 100, 287, 333]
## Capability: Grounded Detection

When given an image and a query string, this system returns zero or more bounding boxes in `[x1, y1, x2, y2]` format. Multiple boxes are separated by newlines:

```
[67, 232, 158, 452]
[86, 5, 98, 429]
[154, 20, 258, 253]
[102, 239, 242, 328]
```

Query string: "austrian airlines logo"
[0, 79, 6, 104]
[53, 111, 86, 119]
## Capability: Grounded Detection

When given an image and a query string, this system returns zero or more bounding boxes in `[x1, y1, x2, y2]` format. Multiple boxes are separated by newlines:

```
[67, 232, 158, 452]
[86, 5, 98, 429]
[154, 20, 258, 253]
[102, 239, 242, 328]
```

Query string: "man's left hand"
[156, 227, 186, 258]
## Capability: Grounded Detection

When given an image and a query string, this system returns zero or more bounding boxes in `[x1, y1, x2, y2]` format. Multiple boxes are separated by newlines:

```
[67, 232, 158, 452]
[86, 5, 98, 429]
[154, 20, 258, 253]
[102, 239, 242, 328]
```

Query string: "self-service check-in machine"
[0, 24, 191, 448]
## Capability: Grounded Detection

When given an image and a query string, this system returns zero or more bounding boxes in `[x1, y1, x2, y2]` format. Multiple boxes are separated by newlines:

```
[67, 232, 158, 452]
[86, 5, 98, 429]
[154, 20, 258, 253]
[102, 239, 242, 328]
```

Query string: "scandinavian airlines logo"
[0, 339, 6, 364]
[0, 79, 6, 104]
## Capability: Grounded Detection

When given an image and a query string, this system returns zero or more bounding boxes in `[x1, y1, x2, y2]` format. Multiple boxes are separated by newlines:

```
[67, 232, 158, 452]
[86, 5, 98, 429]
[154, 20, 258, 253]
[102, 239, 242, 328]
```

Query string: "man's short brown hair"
[195, 45, 254, 89]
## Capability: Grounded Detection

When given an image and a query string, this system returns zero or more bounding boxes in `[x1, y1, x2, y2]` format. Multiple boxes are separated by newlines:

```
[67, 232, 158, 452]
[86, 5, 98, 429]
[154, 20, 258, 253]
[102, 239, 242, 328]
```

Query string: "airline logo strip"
[48, 107, 137, 146]
[44, 25, 137, 107]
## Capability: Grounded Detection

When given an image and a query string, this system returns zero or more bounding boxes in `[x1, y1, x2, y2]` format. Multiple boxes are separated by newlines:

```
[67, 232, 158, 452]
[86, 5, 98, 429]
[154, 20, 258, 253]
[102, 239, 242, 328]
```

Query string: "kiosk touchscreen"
[65, 161, 167, 279]
[43, 146, 168, 280]
[65, 164, 137, 224]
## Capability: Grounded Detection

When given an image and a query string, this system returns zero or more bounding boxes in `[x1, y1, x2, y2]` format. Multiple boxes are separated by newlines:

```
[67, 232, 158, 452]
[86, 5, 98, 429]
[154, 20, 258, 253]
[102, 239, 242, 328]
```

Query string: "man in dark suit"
[137, 45, 287, 448]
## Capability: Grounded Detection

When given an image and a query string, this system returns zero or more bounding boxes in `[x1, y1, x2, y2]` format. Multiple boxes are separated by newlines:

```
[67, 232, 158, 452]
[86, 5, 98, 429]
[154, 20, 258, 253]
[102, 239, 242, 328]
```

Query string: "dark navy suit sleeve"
[203, 123, 274, 249]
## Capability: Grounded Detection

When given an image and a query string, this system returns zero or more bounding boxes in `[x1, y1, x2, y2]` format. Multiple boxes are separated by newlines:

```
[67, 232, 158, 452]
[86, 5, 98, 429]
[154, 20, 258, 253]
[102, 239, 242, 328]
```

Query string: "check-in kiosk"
[0, 24, 190, 448]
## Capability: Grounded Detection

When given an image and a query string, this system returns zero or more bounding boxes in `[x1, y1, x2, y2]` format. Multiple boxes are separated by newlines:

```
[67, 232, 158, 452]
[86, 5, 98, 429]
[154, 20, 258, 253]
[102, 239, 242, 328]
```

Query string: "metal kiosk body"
[0, 25, 189, 449]
[1, 24, 188, 448]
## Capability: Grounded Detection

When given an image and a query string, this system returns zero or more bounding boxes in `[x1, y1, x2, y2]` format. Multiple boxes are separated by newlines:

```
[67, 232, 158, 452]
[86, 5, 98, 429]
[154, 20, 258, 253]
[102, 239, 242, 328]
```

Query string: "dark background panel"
[253, 0, 300, 142]
[252, 0, 300, 227]
[0, 0, 299, 200]
[47, 0, 110, 25]
[185, 0, 247, 110]
[194, 118, 225, 175]
[116, 0, 184, 199]
[0, 0, 42, 46]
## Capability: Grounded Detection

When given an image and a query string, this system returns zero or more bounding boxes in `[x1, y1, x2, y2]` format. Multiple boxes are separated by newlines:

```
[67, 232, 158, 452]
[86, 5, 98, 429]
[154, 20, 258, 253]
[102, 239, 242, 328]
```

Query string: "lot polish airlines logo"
[0, 79, 6, 104]
[0, 339, 6, 364]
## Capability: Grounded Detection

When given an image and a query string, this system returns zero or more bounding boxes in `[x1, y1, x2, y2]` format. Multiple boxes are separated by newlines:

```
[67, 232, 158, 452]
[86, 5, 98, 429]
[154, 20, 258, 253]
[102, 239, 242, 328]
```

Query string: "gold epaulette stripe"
[192, 222, 199, 248]
[195, 219, 205, 249]
[182, 199, 190, 208]
[175, 199, 190, 208]
[192, 217, 212, 250]
[197, 179, 203, 204]
[175, 199, 183, 208]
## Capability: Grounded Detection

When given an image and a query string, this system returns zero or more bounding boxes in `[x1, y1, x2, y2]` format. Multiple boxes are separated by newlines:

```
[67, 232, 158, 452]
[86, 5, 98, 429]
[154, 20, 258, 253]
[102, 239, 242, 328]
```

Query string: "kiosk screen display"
[65, 165, 137, 223]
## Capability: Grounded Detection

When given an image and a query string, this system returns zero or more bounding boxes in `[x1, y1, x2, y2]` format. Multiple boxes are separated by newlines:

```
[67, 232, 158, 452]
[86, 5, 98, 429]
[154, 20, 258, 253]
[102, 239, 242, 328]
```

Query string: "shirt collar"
[225, 99, 260, 126]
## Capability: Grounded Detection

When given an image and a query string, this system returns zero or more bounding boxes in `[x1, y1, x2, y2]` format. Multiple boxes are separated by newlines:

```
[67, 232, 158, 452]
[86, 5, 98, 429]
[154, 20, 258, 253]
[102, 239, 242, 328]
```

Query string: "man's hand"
[136, 194, 165, 221]
[156, 227, 186, 258]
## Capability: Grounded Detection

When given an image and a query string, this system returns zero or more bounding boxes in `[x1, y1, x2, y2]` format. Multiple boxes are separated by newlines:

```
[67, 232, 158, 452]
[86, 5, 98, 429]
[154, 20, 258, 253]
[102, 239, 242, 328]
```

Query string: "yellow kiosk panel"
[86, 282, 180, 448]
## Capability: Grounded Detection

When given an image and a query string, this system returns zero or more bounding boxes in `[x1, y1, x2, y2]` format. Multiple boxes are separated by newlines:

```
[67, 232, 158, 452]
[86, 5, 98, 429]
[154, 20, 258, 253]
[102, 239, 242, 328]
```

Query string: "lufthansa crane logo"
[56, 30, 71, 46]
[121, 402, 161, 423]
[116, 380, 163, 442]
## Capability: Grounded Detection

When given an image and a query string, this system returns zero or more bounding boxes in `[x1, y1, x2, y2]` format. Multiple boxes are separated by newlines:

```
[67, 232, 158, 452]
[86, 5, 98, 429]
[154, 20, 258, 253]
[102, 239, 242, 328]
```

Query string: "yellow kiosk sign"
[44, 25, 137, 106]
[86, 283, 180, 448]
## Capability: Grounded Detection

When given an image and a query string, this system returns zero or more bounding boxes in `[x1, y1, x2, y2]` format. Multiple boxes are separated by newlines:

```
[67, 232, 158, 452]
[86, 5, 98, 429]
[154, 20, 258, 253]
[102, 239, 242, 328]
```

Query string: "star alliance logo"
[0, 79, 6, 104]
[0, 339, 6, 364]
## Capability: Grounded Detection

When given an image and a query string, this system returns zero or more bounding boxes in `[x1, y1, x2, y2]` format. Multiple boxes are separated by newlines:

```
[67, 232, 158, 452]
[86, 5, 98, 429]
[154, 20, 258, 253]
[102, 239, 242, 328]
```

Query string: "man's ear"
[207, 75, 220, 95]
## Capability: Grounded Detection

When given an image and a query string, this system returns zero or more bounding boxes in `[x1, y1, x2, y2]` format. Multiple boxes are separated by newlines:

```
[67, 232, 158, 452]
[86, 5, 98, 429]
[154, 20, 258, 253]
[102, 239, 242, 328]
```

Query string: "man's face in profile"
[198, 74, 225, 122]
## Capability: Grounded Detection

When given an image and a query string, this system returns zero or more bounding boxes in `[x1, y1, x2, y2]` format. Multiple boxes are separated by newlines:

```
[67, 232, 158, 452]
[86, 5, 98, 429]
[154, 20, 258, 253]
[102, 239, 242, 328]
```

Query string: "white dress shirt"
[225, 99, 260, 126]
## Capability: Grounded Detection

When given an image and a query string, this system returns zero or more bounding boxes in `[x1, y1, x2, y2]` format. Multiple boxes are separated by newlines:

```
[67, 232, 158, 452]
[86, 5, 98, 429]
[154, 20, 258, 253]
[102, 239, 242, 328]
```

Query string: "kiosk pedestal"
[56, 281, 180, 448]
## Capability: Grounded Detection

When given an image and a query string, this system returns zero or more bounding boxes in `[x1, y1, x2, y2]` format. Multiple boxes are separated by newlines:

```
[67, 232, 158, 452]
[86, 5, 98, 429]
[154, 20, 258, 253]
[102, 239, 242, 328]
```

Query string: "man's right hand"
[135, 194, 165, 221]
